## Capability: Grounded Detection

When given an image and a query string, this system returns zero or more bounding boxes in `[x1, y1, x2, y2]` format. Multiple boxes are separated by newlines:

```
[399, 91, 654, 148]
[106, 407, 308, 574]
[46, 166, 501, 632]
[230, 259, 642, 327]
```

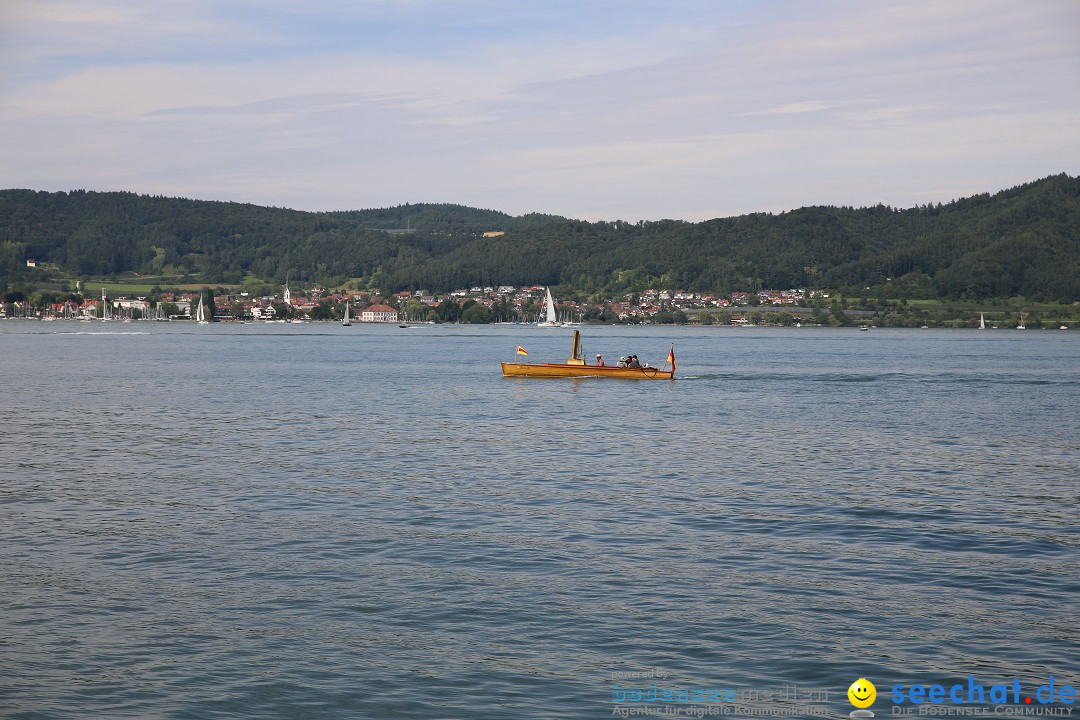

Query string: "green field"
[82, 281, 158, 294]
[81, 280, 245, 295]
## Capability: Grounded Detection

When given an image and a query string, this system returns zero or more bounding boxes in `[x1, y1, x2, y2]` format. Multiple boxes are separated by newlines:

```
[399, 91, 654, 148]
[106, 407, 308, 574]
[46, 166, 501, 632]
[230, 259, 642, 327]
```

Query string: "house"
[114, 299, 150, 314]
[361, 304, 398, 323]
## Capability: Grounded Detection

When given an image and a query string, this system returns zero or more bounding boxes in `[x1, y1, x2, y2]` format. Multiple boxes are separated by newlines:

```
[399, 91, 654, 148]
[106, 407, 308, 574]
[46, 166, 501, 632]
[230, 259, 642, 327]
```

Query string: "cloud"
[745, 100, 877, 116]
[1, 0, 1078, 220]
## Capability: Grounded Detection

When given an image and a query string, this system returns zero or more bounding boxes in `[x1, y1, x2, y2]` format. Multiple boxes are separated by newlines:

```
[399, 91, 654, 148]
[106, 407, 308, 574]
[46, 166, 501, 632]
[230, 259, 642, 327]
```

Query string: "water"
[2, 323, 1078, 719]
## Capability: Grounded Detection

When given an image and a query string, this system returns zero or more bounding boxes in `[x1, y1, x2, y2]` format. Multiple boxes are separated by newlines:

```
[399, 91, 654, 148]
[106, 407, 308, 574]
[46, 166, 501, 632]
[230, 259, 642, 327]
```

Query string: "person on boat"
[627, 355, 640, 368]
[617, 356, 627, 367]
[595, 354, 605, 366]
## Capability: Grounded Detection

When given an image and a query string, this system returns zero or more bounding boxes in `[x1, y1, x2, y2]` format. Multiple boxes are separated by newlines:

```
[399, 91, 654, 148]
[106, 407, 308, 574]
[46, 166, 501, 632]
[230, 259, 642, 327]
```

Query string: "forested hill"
[1, 174, 1078, 301]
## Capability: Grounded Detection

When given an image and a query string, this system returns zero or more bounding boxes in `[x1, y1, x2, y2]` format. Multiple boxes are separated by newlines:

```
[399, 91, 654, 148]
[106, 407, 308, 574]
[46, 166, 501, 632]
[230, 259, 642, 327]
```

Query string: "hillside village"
[15, 283, 826, 323]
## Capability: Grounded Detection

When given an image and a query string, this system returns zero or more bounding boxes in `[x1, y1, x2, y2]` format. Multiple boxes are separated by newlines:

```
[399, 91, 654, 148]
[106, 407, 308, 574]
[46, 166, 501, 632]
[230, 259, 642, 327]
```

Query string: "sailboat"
[342, 301, 351, 327]
[1017, 314, 1026, 330]
[537, 288, 559, 328]
[979, 313, 985, 330]
[196, 296, 209, 324]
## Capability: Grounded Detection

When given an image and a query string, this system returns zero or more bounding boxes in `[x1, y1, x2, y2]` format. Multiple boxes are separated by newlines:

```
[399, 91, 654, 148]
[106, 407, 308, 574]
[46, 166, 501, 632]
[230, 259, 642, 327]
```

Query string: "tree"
[310, 301, 333, 321]
[829, 305, 853, 326]
[462, 303, 492, 323]
[403, 300, 425, 322]
[436, 299, 461, 323]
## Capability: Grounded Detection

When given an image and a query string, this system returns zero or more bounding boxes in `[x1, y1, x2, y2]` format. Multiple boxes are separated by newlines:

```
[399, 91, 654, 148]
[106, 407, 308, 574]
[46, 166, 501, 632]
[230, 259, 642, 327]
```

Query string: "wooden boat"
[501, 330, 675, 380]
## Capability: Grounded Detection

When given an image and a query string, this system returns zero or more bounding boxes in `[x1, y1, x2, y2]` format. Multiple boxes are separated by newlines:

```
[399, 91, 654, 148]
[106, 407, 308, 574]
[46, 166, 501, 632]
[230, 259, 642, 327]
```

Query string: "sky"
[1, 0, 1078, 221]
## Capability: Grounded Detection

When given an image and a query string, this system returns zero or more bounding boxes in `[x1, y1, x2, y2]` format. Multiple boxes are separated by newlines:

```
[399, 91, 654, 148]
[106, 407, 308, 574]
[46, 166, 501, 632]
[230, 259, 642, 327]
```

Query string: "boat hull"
[501, 362, 674, 380]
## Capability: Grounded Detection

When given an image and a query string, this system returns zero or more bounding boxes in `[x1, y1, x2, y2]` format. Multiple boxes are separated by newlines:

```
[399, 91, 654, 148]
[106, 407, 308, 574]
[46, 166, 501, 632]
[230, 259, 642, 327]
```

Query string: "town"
[6, 282, 827, 324]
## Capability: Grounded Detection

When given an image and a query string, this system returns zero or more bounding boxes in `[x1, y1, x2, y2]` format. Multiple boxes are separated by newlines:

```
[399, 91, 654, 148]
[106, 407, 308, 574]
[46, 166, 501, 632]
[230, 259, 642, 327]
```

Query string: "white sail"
[538, 288, 558, 327]
[979, 313, 985, 330]
[196, 296, 208, 324]
[342, 301, 351, 326]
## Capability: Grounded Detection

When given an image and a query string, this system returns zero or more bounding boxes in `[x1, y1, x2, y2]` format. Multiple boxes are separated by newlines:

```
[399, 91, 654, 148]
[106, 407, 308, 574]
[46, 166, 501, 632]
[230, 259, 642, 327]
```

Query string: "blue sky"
[1, 0, 1078, 220]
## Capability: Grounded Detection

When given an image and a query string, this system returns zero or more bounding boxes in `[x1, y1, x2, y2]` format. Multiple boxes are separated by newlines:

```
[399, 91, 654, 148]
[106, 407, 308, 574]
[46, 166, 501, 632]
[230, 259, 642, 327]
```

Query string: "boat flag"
[516, 345, 528, 356]
[667, 345, 675, 370]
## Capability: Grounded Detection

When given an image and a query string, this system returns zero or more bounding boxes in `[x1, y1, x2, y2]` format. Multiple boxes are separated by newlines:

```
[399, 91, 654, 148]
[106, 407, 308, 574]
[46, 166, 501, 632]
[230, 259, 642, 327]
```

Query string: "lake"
[1, 322, 1078, 719]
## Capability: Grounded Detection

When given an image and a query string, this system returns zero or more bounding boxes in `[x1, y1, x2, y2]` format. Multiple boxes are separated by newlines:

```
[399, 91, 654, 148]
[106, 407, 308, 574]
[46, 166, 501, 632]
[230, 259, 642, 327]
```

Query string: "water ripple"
[1, 325, 1077, 718]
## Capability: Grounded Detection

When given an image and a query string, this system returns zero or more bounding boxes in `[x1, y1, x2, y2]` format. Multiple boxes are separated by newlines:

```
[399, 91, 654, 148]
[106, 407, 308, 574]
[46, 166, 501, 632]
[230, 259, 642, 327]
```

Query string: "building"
[361, 304, 399, 323]
[114, 299, 150, 314]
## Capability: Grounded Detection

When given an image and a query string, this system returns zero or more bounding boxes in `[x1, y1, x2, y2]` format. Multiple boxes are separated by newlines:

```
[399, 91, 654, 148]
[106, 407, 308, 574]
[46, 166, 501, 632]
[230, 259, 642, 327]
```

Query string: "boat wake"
[58, 331, 150, 335]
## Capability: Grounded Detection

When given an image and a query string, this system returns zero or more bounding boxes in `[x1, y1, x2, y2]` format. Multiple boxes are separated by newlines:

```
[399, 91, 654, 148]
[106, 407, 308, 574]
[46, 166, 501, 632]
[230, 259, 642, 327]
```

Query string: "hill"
[1, 174, 1078, 301]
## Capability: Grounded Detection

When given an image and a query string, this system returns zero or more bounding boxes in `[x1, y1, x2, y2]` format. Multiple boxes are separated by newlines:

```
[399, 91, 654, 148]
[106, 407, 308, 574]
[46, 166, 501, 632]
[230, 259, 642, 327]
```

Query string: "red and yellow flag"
[667, 345, 675, 370]
[516, 345, 528, 356]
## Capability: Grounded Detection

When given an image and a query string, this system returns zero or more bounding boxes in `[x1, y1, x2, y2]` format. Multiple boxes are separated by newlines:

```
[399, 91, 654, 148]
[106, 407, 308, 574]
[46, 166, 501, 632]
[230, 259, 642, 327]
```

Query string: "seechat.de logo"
[848, 678, 877, 717]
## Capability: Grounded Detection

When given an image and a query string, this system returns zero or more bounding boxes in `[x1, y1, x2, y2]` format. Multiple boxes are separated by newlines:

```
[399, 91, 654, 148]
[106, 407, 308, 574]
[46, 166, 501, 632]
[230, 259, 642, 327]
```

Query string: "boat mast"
[567, 329, 585, 364]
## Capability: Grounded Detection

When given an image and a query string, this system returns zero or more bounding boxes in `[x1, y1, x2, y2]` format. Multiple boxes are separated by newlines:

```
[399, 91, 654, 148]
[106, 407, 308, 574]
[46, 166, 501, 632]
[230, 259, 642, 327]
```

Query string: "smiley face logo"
[848, 678, 876, 709]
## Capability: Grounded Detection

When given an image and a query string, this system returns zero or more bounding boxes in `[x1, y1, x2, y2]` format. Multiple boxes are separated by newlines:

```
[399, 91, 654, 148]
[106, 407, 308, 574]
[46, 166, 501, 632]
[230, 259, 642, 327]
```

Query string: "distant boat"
[342, 301, 351, 327]
[196, 296, 209, 325]
[859, 325, 870, 331]
[1061, 325, 1069, 330]
[1017, 314, 1026, 330]
[502, 329, 675, 380]
[537, 288, 559, 328]
[979, 313, 985, 330]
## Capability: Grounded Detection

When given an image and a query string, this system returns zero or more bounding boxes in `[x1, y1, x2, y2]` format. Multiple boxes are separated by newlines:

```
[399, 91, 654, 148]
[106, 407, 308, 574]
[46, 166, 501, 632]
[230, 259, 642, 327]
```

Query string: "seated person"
[627, 355, 640, 368]
[595, 354, 605, 366]
[617, 356, 627, 367]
